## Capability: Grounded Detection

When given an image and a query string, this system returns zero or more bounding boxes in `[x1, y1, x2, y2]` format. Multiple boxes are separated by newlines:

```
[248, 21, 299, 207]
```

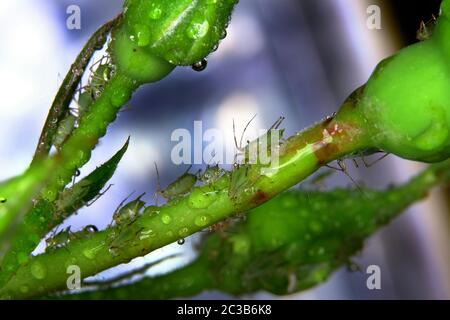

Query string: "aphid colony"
[52, 55, 115, 150]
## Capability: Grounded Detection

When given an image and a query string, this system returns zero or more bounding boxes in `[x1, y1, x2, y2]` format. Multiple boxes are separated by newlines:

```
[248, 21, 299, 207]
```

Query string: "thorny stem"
[0, 94, 372, 298]
[32, 14, 123, 164]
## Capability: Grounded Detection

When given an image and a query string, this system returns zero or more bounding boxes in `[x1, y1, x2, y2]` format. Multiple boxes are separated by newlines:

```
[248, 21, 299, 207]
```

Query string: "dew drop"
[30, 262, 47, 280]
[192, 59, 208, 72]
[194, 215, 211, 227]
[75, 169, 81, 177]
[161, 214, 172, 225]
[178, 227, 189, 237]
[187, 20, 210, 40]
[149, 4, 163, 20]
[134, 24, 151, 47]
[177, 238, 185, 245]
[188, 188, 214, 209]
[220, 29, 227, 40]
[0, 197, 6, 203]
[83, 225, 98, 233]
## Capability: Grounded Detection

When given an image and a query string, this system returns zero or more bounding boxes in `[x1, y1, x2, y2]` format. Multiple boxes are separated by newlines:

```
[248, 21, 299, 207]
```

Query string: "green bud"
[120, 0, 238, 66]
[353, 3, 450, 163]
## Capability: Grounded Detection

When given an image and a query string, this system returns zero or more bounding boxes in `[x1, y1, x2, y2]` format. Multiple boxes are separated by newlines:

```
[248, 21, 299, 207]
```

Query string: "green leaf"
[57, 137, 130, 217]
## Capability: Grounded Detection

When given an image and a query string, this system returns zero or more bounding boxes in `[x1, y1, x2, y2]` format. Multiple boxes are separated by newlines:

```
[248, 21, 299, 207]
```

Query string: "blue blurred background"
[0, 0, 449, 299]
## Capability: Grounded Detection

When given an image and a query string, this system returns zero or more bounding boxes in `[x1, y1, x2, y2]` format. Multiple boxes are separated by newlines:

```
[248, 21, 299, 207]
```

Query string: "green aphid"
[77, 91, 94, 119]
[159, 166, 198, 201]
[243, 117, 284, 165]
[199, 165, 224, 185]
[45, 227, 72, 252]
[55, 179, 91, 212]
[52, 113, 76, 150]
[108, 222, 144, 257]
[88, 61, 114, 99]
[228, 164, 258, 201]
[112, 194, 145, 225]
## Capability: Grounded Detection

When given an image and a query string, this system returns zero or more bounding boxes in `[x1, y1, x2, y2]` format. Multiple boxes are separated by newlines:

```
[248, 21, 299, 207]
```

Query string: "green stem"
[0, 96, 371, 299]
[60, 160, 450, 299]
[32, 14, 123, 163]
[0, 72, 138, 287]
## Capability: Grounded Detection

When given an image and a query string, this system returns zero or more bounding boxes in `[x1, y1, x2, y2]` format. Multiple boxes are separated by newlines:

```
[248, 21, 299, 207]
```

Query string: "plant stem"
[0, 71, 138, 288]
[0, 97, 372, 298]
[32, 14, 123, 164]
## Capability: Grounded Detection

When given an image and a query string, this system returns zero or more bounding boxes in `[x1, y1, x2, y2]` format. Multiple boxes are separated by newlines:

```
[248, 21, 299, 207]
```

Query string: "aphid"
[89, 62, 113, 99]
[74, 56, 113, 120]
[228, 164, 253, 200]
[233, 114, 257, 163]
[199, 164, 224, 185]
[155, 164, 198, 202]
[351, 152, 390, 168]
[112, 193, 146, 226]
[243, 116, 285, 165]
[417, 15, 437, 41]
[51, 113, 77, 150]
[55, 179, 91, 213]
[76, 91, 94, 119]
[45, 227, 72, 252]
[326, 159, 364, 193]
[108, 222, 144, 257]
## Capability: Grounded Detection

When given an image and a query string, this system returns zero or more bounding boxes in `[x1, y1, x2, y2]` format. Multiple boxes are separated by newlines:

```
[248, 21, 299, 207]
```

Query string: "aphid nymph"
[155, 164, 198, 202]
[112, 193, 146, 225]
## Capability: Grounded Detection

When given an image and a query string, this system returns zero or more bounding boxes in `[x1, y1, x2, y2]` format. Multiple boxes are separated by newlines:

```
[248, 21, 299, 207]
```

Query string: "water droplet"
[187, 20, 210, 40]
[0, 197, 7, 203]
[83, 225, 98, 233]
[134, 24, 151, 47]
[30, 262, 47, 280]
[194, 215, 211, 227]
[75, 169, 81, 177]
[149, 4, 163, 20]
[178, 227, 189, 237]
[177, 238, 185, 245]
[188, 188, 214, 209]
[220, 29, 227, 40]
[161, 214, 172, 225]
[166, 230, 174, 238]
[192, 59, 208, 72]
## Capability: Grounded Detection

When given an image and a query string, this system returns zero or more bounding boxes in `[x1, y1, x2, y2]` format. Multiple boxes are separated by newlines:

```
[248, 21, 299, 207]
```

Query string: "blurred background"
[0, 0, 449, 299]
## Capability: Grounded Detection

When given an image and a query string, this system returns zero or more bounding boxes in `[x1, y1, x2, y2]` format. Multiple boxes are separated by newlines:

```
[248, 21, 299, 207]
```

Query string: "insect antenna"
[326, 159, 366, 195]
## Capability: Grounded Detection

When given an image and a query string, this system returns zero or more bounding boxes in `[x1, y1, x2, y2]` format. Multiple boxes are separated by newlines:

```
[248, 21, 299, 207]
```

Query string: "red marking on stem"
[252, 190, 270, 206]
